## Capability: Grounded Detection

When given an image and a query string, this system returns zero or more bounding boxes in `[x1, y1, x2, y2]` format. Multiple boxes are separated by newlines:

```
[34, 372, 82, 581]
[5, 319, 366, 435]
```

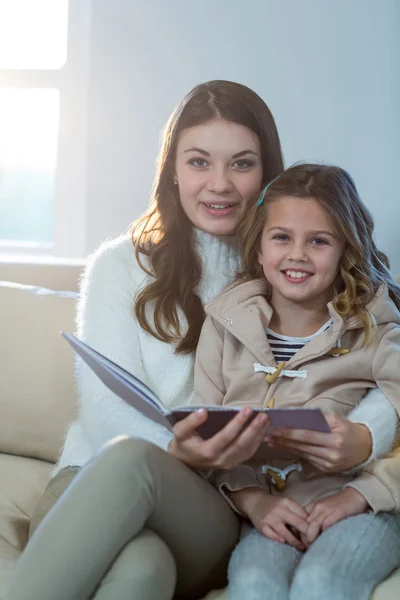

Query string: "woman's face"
[174, 119, 263, 236]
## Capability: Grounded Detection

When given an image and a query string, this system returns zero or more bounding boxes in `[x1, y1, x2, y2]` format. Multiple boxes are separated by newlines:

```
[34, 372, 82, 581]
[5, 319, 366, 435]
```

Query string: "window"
[0, 0, 91, 258]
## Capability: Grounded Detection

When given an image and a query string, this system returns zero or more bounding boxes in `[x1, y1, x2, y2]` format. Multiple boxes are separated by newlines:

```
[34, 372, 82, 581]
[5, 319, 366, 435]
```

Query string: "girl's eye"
[233, 159, 253, 169]
[188, 158, 209, 168]
[273, 234, 290, 241]
[311, 238, 329, 246]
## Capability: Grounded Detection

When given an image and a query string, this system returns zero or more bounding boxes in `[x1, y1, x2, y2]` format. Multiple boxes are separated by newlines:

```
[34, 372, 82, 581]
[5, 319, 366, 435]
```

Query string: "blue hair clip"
[256, 175, 280, 206]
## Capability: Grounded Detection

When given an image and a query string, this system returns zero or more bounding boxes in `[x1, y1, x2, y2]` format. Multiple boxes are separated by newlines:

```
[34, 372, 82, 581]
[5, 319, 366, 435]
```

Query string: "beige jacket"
[193, 279, 400, 512]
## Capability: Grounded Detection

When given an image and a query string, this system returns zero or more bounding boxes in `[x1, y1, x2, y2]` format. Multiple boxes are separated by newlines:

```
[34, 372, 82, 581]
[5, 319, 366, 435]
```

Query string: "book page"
[62, 332, 173, 431]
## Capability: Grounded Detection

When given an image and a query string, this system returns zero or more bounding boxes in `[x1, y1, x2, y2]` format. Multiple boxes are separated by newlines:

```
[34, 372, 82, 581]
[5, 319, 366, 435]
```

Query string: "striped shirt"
[266, 320, 333, 363]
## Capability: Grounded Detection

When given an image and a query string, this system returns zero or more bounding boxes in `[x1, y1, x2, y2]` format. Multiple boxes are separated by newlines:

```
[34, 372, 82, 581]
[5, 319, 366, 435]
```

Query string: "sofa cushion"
[0, 281, 78, 463]
[0, 453, 51, 593]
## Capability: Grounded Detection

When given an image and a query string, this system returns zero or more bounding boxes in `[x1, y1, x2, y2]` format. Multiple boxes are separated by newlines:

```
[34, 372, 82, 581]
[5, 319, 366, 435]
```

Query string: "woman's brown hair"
[132, 80, 284, 353]
[239, 163, 400, 344]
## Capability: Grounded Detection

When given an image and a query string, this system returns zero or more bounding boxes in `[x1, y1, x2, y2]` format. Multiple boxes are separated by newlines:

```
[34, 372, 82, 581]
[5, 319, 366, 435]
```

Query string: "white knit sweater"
[55, 230, 397, 474]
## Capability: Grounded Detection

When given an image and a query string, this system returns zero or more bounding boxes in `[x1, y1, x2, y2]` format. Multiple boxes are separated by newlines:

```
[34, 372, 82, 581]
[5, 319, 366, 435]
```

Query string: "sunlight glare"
[0, 0, 68, 69]
[0, 89, 59, 173]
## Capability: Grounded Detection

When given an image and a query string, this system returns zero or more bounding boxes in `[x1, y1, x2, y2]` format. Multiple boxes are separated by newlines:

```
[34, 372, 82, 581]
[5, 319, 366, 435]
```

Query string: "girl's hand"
[168, 408, 269, 470]
[266, 414, 372, 473]
[302, 487, 369, 547]
[231, 487, 308, 551]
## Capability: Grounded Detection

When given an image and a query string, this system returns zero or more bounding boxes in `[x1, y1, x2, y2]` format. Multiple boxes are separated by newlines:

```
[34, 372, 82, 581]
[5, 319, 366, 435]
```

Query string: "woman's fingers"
[172, 409, 209, 441]
[221, 413, 270, 459]
[206, 410, 268, 461]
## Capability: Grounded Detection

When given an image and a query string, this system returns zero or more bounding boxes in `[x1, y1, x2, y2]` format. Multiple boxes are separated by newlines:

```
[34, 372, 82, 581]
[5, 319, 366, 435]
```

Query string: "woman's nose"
[206, 168, 233, 194]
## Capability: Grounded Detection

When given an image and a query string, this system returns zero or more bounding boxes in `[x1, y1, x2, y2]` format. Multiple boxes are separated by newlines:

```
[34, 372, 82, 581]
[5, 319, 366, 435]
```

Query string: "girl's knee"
[290, 558, 335, 600]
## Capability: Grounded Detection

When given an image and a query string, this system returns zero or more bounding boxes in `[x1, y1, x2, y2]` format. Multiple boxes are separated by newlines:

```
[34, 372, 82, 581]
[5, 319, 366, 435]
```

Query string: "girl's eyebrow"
[183, 147, 259, 158]
[267, 226, 336, 237]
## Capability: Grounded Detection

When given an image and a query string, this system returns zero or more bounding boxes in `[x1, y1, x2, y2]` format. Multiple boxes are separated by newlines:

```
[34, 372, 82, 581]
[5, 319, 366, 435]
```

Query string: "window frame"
[0, 0, 92, 259]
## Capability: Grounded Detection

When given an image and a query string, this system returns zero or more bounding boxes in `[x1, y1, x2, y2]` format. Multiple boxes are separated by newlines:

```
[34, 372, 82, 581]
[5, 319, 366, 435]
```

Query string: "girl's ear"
[257, 250, 264, 265]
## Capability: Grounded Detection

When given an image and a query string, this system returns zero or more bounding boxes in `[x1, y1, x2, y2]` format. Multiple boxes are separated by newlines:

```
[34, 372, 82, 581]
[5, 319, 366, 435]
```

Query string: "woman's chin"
[193, 216, 240, 237]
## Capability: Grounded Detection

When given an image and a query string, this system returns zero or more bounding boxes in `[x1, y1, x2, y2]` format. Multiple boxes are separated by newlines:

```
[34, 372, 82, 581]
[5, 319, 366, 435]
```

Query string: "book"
[62, 332, 331, 442]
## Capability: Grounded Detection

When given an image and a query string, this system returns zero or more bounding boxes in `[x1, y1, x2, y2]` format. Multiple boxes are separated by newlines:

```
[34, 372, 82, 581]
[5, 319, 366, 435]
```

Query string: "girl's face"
[174, 119, 263, 236]
[258, 196, 344, 308]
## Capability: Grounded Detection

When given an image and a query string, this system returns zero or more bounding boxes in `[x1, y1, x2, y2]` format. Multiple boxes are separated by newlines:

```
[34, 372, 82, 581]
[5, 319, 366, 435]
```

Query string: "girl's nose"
[287, 244, 308, 262]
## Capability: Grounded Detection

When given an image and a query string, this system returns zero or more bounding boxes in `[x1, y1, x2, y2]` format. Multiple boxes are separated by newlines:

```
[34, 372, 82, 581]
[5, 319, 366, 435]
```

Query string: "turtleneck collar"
[193, 227, 242, 305]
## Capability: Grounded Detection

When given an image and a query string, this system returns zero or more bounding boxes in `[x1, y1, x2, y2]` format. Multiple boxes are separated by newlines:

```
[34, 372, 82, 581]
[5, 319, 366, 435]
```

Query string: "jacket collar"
[205, 279, 346, 367]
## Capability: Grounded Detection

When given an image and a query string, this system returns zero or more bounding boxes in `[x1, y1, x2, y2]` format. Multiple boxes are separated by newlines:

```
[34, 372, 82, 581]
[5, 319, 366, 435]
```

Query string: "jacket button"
[265, 361, 286, 384]
[267, 396, 275, 408]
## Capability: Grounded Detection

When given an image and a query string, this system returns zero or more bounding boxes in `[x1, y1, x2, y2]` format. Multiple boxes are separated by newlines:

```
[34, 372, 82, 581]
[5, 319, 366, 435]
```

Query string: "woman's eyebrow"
[183, 148, 259, 158]
[184, 147, 210, 156]
[232, 150, 259, 158]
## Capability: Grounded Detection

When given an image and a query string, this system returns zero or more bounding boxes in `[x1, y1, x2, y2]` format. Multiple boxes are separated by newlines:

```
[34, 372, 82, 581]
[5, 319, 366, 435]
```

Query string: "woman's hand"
[231, 487, 308, 551]
[266, 414, 372, 473]
[302, 487, 369, 547]
[168, 408, 269, 470]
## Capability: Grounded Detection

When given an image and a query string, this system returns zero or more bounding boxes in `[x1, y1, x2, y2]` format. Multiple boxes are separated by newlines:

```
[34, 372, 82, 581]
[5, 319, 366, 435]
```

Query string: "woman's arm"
[76, 239, 173, 452]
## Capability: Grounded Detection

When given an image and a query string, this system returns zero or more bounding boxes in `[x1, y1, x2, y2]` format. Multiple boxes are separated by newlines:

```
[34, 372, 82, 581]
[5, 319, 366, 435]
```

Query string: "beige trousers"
[7, 437, 240, 600]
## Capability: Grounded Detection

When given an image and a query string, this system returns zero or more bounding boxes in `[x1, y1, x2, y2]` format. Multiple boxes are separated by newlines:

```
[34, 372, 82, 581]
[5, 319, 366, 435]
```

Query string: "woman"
[8, 81, 397, 600]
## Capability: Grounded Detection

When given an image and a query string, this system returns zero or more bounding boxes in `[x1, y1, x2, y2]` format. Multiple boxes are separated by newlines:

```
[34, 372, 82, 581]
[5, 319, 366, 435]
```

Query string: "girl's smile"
[258, 196, 344, 310]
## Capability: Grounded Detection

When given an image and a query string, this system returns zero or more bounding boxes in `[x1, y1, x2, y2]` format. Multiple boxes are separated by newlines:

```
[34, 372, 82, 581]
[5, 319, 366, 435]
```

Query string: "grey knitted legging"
[228, 513, 400, 600]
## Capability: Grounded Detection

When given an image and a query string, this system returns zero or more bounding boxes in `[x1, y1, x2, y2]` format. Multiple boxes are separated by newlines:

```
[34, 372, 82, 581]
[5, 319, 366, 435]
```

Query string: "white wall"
[84, 0, 400, 272]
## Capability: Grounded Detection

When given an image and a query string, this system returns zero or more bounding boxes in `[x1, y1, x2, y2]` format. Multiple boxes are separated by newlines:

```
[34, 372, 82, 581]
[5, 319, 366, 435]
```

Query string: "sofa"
[0, 259, 399, 599]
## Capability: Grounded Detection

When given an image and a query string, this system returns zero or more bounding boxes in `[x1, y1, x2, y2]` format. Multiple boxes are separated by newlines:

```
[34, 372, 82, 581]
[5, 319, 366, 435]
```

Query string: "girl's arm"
[265, 388, 398, 473]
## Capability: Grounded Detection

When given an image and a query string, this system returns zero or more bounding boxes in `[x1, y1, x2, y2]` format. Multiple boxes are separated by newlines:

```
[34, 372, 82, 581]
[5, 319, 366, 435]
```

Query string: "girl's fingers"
[268, 438, 337, 462]
[172, 409, 208, 441]
[261, 524, 285, 544]
[275, 523, 304, 550]
[283, 501, 308, 520]
[284, 513, 309, 535]
[321, 512, 341, 531]
[307, 456, 333, 472]
[304, 502, 315, 515]
[269, 428, 336, 448]
[305, 520, 322, 545]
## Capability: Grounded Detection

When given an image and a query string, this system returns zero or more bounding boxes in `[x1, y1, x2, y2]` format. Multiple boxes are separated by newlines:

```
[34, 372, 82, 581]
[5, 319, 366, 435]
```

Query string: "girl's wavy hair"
[239, 163, 400, 344]
[131, 80, 284, 354]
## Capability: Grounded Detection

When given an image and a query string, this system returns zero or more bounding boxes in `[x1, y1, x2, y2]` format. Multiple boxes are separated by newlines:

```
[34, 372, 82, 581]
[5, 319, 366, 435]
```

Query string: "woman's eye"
[188, 158, 208, 168]
[311, 238, 329, 246]
[233, 159, 253, 169]
[273, 234, 290, 241]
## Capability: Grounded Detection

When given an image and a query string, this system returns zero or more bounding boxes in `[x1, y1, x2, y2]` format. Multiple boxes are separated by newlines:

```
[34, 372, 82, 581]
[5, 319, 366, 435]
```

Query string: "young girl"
[192, 163, 400, 600]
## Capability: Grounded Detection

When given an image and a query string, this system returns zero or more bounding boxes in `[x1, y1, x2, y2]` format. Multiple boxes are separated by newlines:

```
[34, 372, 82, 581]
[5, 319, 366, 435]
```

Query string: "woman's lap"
[9, 436, 240, 600]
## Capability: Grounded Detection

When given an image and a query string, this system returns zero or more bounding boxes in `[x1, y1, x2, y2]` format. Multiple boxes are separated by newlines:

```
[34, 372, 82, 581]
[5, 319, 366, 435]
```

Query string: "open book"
[62, 332, 331, 440]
